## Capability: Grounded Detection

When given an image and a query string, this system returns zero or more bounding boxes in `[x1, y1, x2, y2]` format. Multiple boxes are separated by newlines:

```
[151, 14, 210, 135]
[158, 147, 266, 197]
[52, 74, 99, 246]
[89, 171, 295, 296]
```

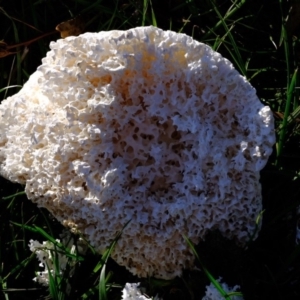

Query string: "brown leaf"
[0, 41, 17, 58]
[55, 15, 85, 38]
[273, 111, 284, 120]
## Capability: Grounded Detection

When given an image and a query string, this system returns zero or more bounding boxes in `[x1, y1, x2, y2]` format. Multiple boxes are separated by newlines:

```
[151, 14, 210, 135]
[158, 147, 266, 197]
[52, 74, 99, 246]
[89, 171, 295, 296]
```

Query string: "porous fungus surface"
[0, 26, 275, 279]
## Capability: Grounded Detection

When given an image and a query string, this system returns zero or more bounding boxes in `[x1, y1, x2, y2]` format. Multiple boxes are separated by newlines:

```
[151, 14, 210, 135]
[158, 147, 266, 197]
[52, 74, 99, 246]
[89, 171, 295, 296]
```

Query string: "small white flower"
[29, 230, 87, 287]
[29, 239, 60, 286]
[122, 283, 161, 300]
[202, 278, 243, 300]
[122, 283, 148, 300]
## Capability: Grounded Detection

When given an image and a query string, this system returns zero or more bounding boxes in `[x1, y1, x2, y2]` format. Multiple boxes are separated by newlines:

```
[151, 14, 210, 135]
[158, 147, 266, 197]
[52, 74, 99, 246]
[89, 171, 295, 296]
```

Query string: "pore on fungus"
[0, 26, 275, 279]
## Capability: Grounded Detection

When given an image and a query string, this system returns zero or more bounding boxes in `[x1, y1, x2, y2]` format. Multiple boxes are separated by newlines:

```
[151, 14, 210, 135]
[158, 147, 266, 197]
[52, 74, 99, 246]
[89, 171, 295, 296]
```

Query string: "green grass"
[1, 0, 300, 299]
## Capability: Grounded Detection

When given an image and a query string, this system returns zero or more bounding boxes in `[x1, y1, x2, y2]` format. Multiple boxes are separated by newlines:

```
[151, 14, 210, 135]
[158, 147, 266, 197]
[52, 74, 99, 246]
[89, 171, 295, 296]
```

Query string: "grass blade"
[210, 1, 247, 76]
[276, 68, 298, 162]
[2, 192, 25, 201]
[99, 264, 107, 300]
[47, 262, 60, 300]
[141, 0, 148, 26]
[2, 254, 35, 282]
[97, 220, 130, 299]
[149, 0, 157, 27]
[201, 0, 247, 41]
[183, 235, 243, 300]
[10, 222, 84, 261]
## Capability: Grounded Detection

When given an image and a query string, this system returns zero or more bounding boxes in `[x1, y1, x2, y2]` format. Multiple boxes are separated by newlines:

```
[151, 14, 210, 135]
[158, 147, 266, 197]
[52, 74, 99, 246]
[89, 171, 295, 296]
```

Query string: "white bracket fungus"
[0, 26, 275, 279]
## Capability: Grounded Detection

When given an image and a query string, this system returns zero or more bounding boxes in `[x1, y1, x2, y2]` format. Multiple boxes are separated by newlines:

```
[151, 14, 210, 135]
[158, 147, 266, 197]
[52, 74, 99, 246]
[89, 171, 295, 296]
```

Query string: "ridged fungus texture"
[0, 26, 275, 279]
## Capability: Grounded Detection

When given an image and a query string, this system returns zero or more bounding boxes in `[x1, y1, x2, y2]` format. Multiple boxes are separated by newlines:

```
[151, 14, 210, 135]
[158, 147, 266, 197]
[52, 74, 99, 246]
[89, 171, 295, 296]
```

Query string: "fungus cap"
[0, 26, 275, 279]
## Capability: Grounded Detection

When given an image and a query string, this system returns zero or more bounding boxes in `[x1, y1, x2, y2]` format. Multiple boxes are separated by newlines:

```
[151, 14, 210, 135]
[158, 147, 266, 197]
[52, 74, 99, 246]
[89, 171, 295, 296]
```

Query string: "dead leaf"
[0, 40, 7, 50]
[0, 30, 57, 59]
[55, 15, 85, 38]
[273, 111, 284, 120]
[0, 40, 17, 58]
